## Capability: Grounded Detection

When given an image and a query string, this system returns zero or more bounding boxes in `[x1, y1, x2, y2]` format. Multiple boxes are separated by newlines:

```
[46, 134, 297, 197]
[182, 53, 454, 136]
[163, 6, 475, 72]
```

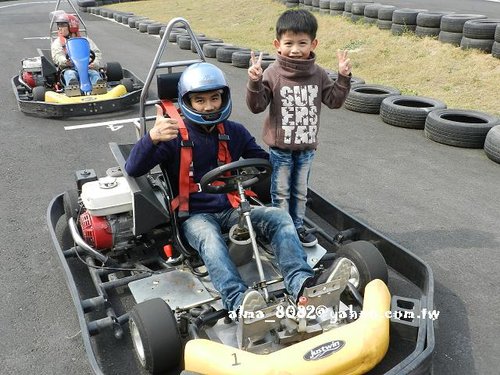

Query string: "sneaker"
[297, 227, 318, 247]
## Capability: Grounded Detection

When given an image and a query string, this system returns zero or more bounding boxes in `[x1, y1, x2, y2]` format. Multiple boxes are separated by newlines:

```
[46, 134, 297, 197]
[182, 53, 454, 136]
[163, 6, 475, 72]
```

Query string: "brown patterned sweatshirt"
[246, 52, 350, 151]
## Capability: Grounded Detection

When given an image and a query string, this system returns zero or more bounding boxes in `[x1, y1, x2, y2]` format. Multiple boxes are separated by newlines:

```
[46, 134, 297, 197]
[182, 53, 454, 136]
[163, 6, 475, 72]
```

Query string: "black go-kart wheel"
[63, 189, 80, 221]
[200, 158, 271, 194]
[32, 86, 46, 102]
[106, 61, 124, 82]
[129, 298, 182, 374]
[121, 77, 134, 92]
[336, 240, 388, 294]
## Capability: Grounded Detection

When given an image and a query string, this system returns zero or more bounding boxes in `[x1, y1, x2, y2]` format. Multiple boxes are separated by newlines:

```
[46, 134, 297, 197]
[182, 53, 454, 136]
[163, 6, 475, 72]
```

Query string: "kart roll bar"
[138, 17, 206, 139]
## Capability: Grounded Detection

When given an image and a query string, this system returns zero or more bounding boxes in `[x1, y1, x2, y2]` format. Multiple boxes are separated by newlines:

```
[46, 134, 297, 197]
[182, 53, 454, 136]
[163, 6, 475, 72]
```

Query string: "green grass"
[110, 0, 500, 116]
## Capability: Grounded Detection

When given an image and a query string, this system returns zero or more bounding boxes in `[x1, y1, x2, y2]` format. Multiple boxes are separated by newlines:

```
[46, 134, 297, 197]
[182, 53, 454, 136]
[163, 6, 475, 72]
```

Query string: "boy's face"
[274, 31, 318, 59]
[189, 90, 223, 113]
[57, 23, 69, 37]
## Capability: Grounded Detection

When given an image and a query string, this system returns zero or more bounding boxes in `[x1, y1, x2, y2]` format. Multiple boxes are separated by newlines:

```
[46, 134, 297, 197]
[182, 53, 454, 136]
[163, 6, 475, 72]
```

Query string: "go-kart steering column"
[236, 180, 269, 302]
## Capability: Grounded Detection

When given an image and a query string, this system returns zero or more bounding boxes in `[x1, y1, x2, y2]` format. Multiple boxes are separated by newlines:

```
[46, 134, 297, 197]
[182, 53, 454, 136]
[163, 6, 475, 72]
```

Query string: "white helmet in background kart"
[178, 62, 232, 127]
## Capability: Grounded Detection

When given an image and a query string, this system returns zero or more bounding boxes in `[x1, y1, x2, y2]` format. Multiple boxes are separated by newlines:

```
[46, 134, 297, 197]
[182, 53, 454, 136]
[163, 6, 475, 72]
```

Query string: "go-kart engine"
[80, 211, 134, 250]
[79, 176, 135, 250]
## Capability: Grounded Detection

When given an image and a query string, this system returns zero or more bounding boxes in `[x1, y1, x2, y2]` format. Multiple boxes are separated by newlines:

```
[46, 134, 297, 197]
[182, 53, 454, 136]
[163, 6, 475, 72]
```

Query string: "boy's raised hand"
[248, 51, 264, 82]
[337, 49, 352, 76]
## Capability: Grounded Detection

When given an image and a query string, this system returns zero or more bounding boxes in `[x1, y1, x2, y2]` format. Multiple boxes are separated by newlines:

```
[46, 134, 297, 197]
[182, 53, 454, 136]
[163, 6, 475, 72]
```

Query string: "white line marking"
[24, 36, 50, 40]
[0, 1, 55, 9]
[64, 117, 139, 131]
[485, 0, 500, 3]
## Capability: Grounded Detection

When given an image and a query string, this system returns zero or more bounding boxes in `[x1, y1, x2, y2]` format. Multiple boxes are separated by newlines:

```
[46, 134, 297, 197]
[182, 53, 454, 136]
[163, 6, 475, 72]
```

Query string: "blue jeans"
[269, 147, 315, 229]
[63, 69, 101, 86]
[181, 206, 314, 312]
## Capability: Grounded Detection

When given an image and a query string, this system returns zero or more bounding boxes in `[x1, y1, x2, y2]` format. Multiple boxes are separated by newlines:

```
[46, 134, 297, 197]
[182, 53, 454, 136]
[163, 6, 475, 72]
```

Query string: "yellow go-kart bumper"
[44, 84, 127, 104]
[184, 279, 391, 375]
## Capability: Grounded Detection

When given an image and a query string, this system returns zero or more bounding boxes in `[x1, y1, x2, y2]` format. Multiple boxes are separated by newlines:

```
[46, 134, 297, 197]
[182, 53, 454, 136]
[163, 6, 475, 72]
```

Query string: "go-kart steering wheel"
[199, 158, 271, 194]
[89, 50, 95, 63]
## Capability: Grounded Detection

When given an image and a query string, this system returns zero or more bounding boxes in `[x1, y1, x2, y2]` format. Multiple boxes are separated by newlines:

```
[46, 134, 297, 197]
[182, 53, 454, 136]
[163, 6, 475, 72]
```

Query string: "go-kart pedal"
[65, 78, 81, 97]
[300, 257, 352, 310]
[237, 289, 279, 350]
[92, 78, 107, 95]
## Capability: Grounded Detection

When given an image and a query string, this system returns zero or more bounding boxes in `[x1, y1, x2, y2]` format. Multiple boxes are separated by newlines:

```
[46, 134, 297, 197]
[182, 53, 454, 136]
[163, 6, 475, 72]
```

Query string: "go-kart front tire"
[106, 61, 124, 82]
[336, 240, 388, 294]
[129, 298, 182, 374]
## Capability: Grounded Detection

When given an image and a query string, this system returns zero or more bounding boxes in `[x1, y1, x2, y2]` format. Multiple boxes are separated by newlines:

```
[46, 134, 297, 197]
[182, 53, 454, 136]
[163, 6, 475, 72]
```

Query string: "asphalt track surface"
[0, 1, 499, 374]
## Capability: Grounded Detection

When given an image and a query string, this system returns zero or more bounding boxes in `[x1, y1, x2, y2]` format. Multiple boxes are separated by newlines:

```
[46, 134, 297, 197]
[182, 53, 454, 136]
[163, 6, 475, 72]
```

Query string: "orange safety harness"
[160, 100, 255, 217]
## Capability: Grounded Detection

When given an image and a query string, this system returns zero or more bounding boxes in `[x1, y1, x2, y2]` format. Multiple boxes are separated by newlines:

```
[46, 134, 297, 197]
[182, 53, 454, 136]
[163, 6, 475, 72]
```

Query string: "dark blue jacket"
[125, 119, 269, 214]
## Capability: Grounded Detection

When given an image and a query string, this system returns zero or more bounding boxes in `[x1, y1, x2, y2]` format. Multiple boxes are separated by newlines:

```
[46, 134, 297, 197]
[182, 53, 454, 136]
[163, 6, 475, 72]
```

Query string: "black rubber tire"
[216, 47, 250, 63]
[363, 17, 378, 25]
[147, 23, 164, 35]
[380, 95, 447, 129]
[351, 3, 369, 16]
[261, 55, 276, 71]
[121, 77, 134, 92]
[492, 41, 500, 58]
[391, 23, 417, 35]
[129, 299, 182, 374]
[377, 19, 393, 30]
[168, 28, 188, 43]
[330, 0, 345, 11]
[319, 0, 330, 9]
[496, 25, 500, 42]
[231, 51, 254, 68]
[63, 189, 80, 221]
[438, 30, 463, 46]
[377, 6, 397, 21]
[415, 26, 440, 38]
[440, 14, 487, 33]
[77, 0, 97, 6]
[392, 8, 425, 25]
[55, 215, 74, 250]
[203, 43, 234, 58]
[121, 14, 134, 25]
[463, 19, 500, 39]
[336, 240, 388, 294]
[345, 84, 401, 114]
[424, 109, 500, 148]
[460, 36, 494, 53]
[364, 4, 384, 18]
[128, 16, 147, 28]
[106, 61, 123, 82]
[484, 125, 500, 164]
[177, 35, 193, 50]
[138, 20, 155, 33]
[191, 37, 223, 53]
[416, 11, 451, 28]
[32, 86, 46, 102]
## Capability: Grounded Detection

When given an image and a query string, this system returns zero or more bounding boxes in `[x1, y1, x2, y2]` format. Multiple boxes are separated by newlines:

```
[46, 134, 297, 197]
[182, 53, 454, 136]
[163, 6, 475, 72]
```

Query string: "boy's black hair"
[275, 9, 318, 40]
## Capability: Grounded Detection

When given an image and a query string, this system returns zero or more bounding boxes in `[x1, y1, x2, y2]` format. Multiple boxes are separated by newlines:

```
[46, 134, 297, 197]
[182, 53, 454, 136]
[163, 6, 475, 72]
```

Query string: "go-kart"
[11, 0, 144, 118]
[47, 17, 435, 375]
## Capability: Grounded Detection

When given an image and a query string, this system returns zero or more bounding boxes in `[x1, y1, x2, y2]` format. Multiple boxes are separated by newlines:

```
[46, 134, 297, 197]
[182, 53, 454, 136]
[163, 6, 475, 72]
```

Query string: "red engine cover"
[80, 211, 113, 250]
[22, 71, 36, 88]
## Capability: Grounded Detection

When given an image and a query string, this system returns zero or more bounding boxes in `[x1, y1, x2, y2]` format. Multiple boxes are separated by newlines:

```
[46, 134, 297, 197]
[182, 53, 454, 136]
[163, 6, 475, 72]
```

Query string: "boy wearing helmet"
[125, 63, 339, 334]
[51, 12, 103, 86]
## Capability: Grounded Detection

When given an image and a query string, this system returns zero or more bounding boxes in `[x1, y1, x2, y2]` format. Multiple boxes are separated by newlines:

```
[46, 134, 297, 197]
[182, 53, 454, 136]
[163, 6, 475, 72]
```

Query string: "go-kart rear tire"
[336, 240, 388, 293]
[63, 189, 80, 221]
[106, 61, 124, 82]
[129, 298, 182, 374]
[32, 86, 46, 102]
[121, 77, 134, 92]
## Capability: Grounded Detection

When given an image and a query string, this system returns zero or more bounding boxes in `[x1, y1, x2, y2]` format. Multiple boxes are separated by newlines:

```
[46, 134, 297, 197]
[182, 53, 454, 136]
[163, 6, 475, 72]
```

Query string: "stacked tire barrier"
[82, 1, 500, 165]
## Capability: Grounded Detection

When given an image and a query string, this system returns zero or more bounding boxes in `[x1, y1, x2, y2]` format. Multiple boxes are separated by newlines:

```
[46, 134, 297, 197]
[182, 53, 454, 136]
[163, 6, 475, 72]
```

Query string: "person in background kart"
[50, 12, 103, 87]
[125, 62, 338, 321]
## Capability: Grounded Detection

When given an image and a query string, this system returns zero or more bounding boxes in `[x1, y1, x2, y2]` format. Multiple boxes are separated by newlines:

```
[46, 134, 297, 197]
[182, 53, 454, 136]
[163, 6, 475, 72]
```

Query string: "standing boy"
[247, 9, 352, 247]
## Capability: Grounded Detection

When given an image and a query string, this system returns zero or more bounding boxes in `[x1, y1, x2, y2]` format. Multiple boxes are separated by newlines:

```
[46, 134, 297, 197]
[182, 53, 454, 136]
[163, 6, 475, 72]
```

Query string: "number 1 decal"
[231, 353, 240, 366]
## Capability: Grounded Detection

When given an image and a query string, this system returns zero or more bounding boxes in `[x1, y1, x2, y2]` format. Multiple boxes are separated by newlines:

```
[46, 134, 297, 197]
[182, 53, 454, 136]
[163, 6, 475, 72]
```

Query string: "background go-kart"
[0, 0, 499, 374]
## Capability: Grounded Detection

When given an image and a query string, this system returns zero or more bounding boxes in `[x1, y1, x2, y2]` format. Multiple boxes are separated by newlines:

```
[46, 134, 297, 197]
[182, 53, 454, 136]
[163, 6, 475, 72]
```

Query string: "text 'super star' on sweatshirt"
[246, 52, 351, 151]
